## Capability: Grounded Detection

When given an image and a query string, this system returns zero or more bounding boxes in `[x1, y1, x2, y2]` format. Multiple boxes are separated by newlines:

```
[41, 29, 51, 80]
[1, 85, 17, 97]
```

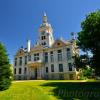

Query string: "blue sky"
[0, 0, 100, 64]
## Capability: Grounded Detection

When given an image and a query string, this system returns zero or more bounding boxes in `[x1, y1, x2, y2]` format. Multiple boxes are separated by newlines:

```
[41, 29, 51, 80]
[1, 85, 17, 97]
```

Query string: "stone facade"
[13, 13, 79, 80]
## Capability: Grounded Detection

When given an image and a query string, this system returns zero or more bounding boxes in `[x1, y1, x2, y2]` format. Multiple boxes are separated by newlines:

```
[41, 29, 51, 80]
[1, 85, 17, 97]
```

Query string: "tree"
[0, 42, 12, 91]
[74, 54, 90, 70]
[77, 10, 100, 76]
[79, 66, 93, 80]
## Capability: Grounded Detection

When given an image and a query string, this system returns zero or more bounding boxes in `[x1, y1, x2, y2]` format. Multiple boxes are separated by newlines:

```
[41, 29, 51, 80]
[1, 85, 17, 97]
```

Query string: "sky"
[0, 0, 100, 64]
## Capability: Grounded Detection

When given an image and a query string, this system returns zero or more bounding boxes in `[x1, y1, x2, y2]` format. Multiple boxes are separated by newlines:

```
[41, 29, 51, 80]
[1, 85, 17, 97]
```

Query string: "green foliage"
[77, 10, 100, 75]
[79, 66, 93, 80]
[74, 54, 89, 69]
[79, 73, 86, 80]
[83, 67, 93, 77]
[0, 42, 12, 91]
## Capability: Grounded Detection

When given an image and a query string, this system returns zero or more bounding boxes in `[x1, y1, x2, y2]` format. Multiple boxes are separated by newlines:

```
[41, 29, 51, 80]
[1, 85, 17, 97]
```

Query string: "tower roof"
[39, 12, 53, 34]
[43, 12, 47, 16]
[42, 12, 47, 23]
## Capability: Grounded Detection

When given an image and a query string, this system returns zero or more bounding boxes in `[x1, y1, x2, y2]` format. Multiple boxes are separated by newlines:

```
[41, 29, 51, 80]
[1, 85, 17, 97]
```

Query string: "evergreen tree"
[0, 42, 12, 91]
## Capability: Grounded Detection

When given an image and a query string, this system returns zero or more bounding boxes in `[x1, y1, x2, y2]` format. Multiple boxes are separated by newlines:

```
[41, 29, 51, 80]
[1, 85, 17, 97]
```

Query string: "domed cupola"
[39, 12, 53, 34]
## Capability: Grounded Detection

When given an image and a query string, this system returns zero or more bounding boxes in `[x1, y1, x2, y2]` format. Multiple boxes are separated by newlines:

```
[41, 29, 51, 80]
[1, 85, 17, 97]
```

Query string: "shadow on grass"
[41, 82, 100, 100]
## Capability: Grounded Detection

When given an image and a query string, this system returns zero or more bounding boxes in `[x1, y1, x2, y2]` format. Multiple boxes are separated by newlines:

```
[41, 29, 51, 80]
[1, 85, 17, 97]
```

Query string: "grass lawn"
[0, 80, 100, 100]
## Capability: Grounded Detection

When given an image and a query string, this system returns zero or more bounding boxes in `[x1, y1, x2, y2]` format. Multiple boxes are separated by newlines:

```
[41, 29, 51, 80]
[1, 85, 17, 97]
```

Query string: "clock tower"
[38, 12, 54, 47]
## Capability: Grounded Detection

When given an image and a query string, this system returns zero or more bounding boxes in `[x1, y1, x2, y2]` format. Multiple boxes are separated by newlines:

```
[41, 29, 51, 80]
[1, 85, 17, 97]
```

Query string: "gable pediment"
[16, 49, 25, 56]
[52, 39, 67, 48]
[30, 44, 44, 52]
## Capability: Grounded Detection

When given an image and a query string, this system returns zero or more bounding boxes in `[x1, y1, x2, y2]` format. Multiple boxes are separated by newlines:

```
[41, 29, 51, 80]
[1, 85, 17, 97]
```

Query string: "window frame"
[46, 67, 48, 73]
[50, 51, 54, 62]
[15, 58, 17, 66]
[51, 64, 54, 72]
[19, 68, 22, 74]
[28, 55, 31, 61]
[66, 48, 71, 60]
[59, 64, 63, 72]
[14, 68, 16, 74]
[19, 57, 22, 66]
[44, 52, 48, 63]
[68, 63, 72, 71]
[57, 50, 62, 61]
[34, 53, 39, 61]
[24, 56, 27, 65]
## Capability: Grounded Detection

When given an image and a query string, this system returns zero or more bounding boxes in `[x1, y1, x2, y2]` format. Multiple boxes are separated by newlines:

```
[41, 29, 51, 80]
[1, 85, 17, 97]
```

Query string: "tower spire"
[44, 11, 46, 16]
[42, 12, 47, 23]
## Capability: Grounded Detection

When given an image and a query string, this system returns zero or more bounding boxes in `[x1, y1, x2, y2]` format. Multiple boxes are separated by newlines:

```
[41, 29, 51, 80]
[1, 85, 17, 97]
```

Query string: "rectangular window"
[68, 63, 72, 71]
[14, 68, 16, 74]
[41, 36, 46, 40]
[50, 51, 53, 54]
[28, 55, 31, 61]
[51, 64, 54, 72]
[19, 57, 22, 66]
[25, 56, 27, 65]
[67, 48, 71, 60]
[15, 58, 17, 66]
[59, 64, 63, 72]
[34, 53, 39, 61]
[50, 55, 54, 62]
[44, 36, 46, 39]
[50, 51, 54, 62]
[44, 52, 48, 63]
[41, 36, 43, 40]
[42, 42, 46, 46]
[46, 67, 48, 73]
[24, 67, 27, 74]
[58, 50, 62, 61]
[58, 50, 62, 53]
[58, 54, 62, 61]
[19, 68, 21, 74]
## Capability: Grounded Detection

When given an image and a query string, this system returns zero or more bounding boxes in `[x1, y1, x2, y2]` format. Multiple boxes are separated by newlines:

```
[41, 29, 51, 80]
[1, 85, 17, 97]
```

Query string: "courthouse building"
[13, 13, 79, 80]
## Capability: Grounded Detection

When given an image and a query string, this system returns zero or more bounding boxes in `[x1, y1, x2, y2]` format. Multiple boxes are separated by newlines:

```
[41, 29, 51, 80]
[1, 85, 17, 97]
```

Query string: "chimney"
[27, 40, 31, 52]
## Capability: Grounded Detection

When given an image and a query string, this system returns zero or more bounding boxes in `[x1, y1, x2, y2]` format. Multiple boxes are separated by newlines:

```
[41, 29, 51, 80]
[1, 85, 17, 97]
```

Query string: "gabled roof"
[15, 39, 73, 57]
[51, 39, 71, 48]
[30, 44, 44, 52]
[16, 49, 25, 57]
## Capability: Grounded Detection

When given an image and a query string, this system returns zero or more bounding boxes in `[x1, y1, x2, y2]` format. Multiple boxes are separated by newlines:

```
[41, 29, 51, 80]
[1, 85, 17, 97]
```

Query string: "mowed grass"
[0, 80, 56, 100]
[0, 80, 100, 100]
